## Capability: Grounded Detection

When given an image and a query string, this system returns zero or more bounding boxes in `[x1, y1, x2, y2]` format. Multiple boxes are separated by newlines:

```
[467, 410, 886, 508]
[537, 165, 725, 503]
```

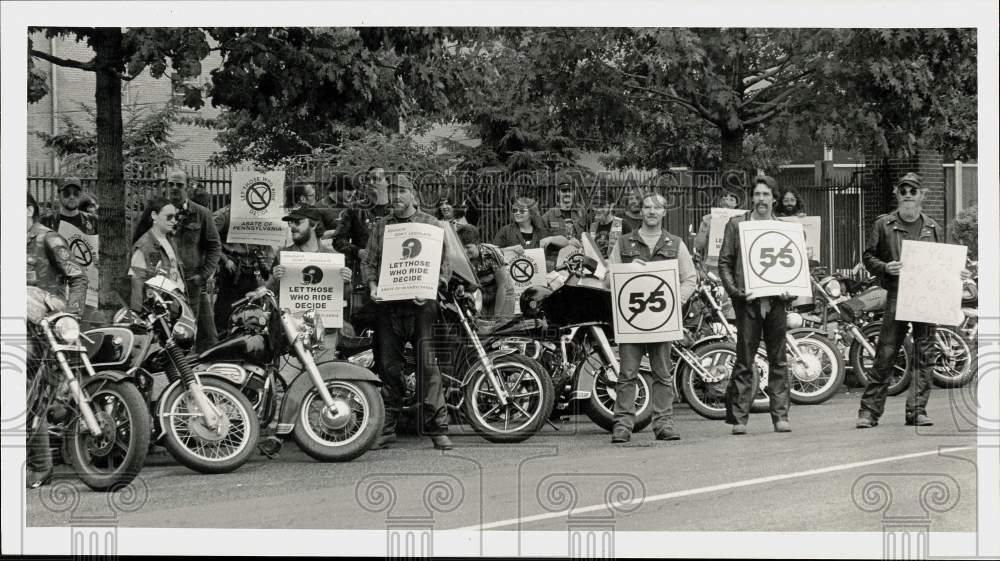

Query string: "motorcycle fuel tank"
[84, 326, 149, 369]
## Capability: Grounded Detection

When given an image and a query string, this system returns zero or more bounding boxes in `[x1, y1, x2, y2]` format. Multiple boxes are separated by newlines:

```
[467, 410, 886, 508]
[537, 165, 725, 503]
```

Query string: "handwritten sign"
[279, 251, 345, 328]
[58, 222, 99, 308]
[609, 261, 683, 343]
[376, 222, 444, 301]
[738, 220, 811, 299]
[896, 240, 966, 326]
[706, 208, 745, 265]
[779, 215, 821, 261]
[504, 248, 548, 315]
[227, 170, 287, 246]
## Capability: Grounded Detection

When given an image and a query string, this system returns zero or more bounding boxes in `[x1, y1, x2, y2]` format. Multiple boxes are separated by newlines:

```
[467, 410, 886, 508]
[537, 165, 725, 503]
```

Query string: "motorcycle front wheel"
[930, 326, 976, 388]
[293, 380, 384, 462]
[849, 323, 912, 396]
[578, 350, 653, 433]
[65, 379, 150, 492]
[463, 354, 555, 443]
[785, 330, 846, 405]
[680, 342, 769, 420]
[160, 378, 260, 474]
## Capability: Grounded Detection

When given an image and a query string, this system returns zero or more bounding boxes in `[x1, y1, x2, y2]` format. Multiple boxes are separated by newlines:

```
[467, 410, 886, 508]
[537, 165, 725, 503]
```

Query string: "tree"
[29, 27, 212, 309]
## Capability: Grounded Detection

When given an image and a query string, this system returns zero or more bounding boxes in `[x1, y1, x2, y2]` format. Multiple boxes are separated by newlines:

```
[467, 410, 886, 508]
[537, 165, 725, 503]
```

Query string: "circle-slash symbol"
[69, 239, 93, 267]
[301, 266, 324, 285]
[617, 274, 675, 332]
[747, 230, 802, 285]
[245, 182, 273, 212]
[401, 238, 422, 259]
[509, 258, 535, 284]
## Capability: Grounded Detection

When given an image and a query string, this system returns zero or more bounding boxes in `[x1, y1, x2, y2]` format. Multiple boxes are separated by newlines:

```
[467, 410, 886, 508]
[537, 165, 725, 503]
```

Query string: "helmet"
[519, 286, 552, 319]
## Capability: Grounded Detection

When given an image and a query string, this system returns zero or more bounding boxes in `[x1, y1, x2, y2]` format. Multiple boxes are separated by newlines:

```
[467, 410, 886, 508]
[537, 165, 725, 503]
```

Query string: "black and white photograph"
[2, 1, 998, 558]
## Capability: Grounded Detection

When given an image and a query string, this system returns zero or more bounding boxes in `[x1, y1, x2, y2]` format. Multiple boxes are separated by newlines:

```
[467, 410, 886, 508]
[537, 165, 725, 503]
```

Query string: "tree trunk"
[93, 28, 126, 312]
[719, 127, 747, 194]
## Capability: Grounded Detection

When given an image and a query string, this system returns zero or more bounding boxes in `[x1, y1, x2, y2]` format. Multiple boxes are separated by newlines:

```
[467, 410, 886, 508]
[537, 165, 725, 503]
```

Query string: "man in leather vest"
[25, 193, 89, 489]
[718, 175, 795, 435]
[575, 190, 632, 259]
[856, 172, 971, 429]
[608, 193, 697, 443]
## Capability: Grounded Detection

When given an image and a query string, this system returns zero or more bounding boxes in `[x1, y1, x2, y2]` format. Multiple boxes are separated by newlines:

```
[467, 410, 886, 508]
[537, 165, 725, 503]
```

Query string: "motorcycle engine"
[229, 304, 269, 335]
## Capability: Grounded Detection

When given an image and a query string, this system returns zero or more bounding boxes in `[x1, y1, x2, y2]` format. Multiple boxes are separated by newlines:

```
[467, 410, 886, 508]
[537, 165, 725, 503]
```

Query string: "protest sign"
[376, 223, 445, 301]
[227, 170, 287, 246]
[779, 215, 822, 261]
[609, 260, 683, 344]
[58, 222, 99, 308]
[279, 251, 345, 328]
[738, 220, 811, 299]
[896, 240, 967, 326]
[706, 207, 745, 262]
[505, 248, 547, 315]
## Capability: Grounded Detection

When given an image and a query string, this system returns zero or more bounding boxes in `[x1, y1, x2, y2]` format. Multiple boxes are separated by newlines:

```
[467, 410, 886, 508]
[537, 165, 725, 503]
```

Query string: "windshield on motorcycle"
[144, 274, 196, 326]
[439, 221, 481, 291]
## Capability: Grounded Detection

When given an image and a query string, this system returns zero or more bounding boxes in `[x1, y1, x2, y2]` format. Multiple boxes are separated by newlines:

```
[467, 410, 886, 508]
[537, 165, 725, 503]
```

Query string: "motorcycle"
[930, 261, 977, 388]
[199, 284, 384, 461]
[26, 287, 149, 491]
[86, 275, 259, 474]
[347, 223, 553, 443]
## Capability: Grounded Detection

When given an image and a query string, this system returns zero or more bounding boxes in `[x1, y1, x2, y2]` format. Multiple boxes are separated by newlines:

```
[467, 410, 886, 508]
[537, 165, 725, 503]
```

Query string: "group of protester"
[24, 165, 966, 488]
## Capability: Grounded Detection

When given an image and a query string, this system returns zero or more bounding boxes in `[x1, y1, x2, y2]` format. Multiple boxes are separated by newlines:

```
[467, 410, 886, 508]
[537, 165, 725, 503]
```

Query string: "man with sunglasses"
[164, 168, 222, 352]
[40, 176, 97, 236]
[857, 172, 971, 429]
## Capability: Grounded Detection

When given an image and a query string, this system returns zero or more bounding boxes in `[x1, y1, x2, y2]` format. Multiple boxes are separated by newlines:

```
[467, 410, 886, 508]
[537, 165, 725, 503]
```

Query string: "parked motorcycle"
[930, 261, 978, 388]
[86, 275, 259, 474]
[27, 287, 149, 491]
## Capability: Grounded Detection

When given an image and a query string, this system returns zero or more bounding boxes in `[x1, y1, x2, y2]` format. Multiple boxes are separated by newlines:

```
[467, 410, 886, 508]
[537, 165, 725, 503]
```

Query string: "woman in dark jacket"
[128, 196, 186, 311]
[492, 196, 575, 270]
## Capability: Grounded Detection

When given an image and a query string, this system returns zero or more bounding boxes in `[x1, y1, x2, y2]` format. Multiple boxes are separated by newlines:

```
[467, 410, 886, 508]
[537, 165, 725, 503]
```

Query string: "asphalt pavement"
[25, 385, 981, 533]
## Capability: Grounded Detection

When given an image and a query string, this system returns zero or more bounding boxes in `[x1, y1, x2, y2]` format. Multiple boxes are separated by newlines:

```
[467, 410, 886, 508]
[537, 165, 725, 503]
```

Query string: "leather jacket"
[863, 210, 942, 292]
[172, 199, 221, 289]
[213, 205, 275, 281]
[717, 211, 752, 299]
[26, 222, 88, 314]
[130, 230, 187, 311]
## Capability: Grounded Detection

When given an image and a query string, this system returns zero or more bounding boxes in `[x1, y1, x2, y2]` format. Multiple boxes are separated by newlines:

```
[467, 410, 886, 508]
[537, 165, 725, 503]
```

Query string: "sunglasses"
[162, 213, 178, 221]
[166, 181, 186, 188]
[897, 186, 920, 196]
[512, 207, 530, 214]
[61, 191, 82, 198]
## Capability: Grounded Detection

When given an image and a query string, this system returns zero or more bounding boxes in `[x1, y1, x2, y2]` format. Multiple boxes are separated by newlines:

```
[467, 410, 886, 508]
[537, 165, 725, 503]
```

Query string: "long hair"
[775, 187, 805, 217]
[132, 196, 172, 244]
[512, 196, 546, 232]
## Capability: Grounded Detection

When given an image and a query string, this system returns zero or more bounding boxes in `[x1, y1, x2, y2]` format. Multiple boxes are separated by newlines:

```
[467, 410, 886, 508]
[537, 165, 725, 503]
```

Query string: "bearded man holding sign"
[718, 176, 796, 435]
[362, 174, 453, 451]
[607, 193, 697, 444]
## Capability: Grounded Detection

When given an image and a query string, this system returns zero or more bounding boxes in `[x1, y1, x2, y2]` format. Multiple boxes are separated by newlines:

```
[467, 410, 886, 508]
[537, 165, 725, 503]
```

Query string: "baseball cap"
[388, 174, 414, 191]
[59, 176, 83, 192]
[895, 172, 923, 190]
[282, 207, 323, 222]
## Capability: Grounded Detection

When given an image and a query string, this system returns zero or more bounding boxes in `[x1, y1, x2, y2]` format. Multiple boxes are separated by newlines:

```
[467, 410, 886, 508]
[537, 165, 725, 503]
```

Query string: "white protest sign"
[58, 222, 99, 308]
[610, 260, 684, 344]
[279, 251, 345, 328]
[738, 220, 811, 299]
[377, 222, 445, 301]
[779, 215, 822, 261]
[707, 208, 745, 261]
[896, 240, 966, 326]
[227, 170, 287, 246]
[505, 248, 548, 315]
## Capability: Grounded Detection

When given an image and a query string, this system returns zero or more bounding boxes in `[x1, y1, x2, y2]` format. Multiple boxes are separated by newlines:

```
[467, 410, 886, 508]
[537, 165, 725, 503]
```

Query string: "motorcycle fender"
[81, 370, 132, 388]
[691, 335, 727, 350]
[275, 361, 381, 435]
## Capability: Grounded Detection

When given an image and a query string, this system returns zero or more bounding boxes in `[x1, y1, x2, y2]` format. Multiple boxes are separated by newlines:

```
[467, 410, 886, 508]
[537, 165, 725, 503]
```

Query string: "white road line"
[450, 445, 976, 532]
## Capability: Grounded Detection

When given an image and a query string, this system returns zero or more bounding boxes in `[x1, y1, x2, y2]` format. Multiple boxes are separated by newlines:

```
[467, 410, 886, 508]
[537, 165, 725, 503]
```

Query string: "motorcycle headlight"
[786, 312, 804, 329]
[823, 278, 842, 298]
[53, 316, 81, 343]
[171, 321, 196, 349]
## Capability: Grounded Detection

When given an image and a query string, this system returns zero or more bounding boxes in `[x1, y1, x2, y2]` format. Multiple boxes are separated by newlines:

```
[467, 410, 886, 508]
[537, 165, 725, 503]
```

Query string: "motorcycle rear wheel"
[64, 379, 150, 492]
[160, 378, 260, 474]
[463, 354, 555, 443]
[294, 380, 383, 461]
[930, 326, 976, 388]
[578, 350, 653, 433]
[785, 330, 846, 405]
[849, 323, 912, 396]
[681, 342, 769, 421]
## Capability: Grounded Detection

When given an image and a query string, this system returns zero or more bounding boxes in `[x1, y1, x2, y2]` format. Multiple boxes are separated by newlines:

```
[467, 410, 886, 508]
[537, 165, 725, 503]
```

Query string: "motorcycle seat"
[475, 316, 542, 335]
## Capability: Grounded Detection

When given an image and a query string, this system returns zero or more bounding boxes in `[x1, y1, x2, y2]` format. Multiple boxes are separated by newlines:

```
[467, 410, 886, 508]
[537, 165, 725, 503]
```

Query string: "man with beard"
[40, 176, 98, 236]
[164, 168, 221, 352]
[718, 176, 794, 435]
[856, 173, 970, 429]
[363, 174, 453, 451]
[575, 191, 631, 259]
[541, 175, 585, 240]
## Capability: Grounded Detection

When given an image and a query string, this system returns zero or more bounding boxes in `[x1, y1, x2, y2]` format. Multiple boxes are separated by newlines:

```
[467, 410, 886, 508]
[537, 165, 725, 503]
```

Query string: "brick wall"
[863, 149, 947, 231]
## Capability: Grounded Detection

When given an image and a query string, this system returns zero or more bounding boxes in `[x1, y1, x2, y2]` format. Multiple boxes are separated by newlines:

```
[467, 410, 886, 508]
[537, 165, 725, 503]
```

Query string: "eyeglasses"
[166, 181, 186, 188]
[163, 214, 178, 221]
[897, 186, 920, 196]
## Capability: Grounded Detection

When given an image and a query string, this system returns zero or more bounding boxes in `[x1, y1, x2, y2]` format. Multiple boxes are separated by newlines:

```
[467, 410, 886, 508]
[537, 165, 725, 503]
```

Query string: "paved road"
[26, 386, 981, 533]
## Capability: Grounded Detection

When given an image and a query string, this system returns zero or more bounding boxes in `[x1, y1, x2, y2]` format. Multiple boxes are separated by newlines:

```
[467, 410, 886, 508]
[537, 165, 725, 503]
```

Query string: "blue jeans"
[614, 342, 675, 431]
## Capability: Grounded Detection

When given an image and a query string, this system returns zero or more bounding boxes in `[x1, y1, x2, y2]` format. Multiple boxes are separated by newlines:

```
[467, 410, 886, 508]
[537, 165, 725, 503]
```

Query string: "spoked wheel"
[786, 331, 846, 405]
[65, 379, 150, 492]
[293, 380, 383, 462]
[850, 323, 912, 396]
[930, 326, 976, 388]
[681, 342, 769, 420]
[160, 378, 260, 474]
[579, 350, 653, 433]
[463, 354, 555, 443]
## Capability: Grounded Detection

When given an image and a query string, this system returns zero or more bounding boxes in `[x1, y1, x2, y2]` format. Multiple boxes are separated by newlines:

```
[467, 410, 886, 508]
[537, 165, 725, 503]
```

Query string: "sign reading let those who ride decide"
[227, 170, 287, 246]
[377, 222, 445, 301]
[738, 220, 812, 299]
[279, 251, 345, 328]
[609, 260, 684, 344]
